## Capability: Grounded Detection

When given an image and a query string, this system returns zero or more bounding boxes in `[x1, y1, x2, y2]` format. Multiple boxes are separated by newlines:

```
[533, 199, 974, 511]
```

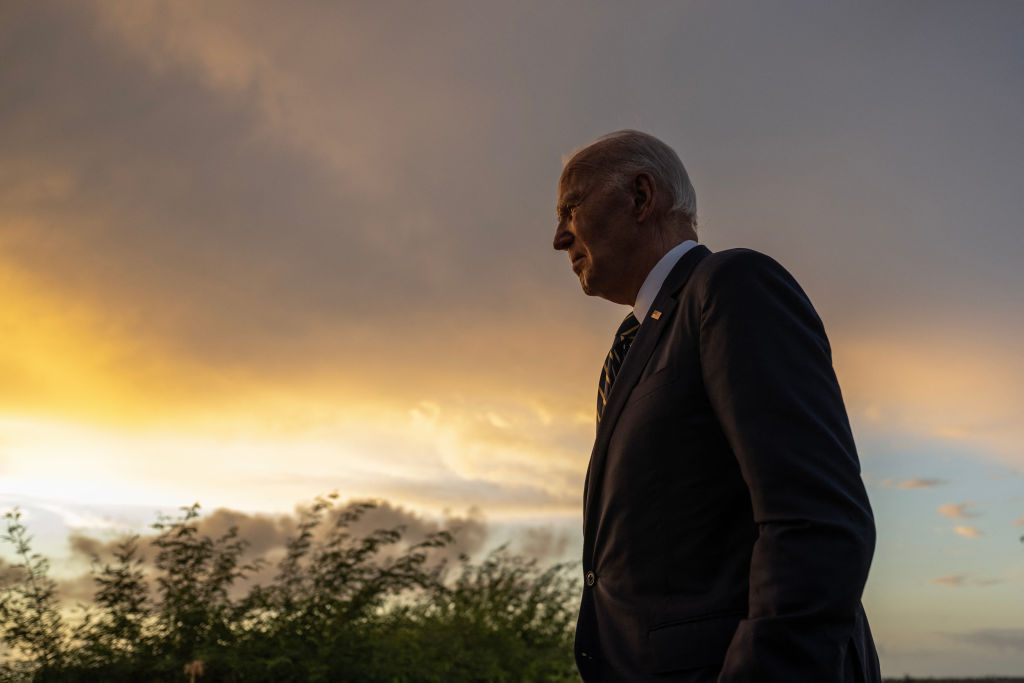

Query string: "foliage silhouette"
[0, 496, 579, 682]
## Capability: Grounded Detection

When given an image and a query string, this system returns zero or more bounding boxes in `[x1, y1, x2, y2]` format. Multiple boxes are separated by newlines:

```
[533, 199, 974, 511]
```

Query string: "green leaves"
[1, 509, 69, 680]
[0, 499, 579, 682]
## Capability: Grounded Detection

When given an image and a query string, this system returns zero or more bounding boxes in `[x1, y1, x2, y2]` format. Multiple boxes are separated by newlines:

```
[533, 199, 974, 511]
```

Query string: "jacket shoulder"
[699, 247, 786, 276]
[689, 248, 794, 295]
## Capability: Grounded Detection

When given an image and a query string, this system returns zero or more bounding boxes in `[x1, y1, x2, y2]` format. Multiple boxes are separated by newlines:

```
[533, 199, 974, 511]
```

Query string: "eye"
[557, 204, 577, 222]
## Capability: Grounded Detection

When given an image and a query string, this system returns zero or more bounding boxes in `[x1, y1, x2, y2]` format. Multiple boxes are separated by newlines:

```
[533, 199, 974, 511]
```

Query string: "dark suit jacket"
[575, 246, 881, 682]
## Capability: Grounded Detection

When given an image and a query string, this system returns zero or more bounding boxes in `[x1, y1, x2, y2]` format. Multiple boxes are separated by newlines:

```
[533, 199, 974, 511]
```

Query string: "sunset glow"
[2, 2, 1022, 676]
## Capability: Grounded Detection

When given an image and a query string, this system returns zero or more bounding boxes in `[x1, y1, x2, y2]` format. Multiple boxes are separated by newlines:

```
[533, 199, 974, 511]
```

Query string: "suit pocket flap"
[648, 613, 741, 674]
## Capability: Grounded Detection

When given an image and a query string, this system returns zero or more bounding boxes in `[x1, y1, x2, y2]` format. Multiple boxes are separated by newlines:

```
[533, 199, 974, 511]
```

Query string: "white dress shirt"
[633, 239, 698, 322]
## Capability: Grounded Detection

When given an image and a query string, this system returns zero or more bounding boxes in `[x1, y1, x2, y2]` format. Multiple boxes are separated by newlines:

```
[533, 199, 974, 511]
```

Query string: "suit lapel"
[583, 245, 710, 552]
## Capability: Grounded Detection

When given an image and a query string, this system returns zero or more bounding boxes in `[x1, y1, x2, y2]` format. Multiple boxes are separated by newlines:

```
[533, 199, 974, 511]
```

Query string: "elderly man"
[553, 130, 881, 682]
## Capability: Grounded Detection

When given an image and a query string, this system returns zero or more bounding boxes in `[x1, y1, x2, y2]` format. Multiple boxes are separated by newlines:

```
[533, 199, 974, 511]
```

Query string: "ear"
[632, 173, 656, 223]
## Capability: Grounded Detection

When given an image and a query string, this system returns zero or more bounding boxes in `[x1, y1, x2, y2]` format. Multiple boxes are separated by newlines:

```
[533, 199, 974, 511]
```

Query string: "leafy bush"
[0, 497, 579, 682]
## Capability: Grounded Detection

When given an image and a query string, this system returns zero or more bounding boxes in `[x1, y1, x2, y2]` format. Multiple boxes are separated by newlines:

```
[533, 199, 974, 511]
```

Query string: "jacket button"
[585, 570, 596, 586]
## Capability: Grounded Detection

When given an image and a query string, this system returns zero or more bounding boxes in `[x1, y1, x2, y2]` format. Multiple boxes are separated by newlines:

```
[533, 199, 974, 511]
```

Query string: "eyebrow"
[556, 198, 577, 219]
[557, 189, 584, 211]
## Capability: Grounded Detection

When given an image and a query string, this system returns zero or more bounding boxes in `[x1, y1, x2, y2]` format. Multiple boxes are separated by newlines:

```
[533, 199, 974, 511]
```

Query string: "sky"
[1, 0, 1022, 676]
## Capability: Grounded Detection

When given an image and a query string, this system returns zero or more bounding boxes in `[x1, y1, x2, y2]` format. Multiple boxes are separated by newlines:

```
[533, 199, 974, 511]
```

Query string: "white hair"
[564, 130, 697, 228]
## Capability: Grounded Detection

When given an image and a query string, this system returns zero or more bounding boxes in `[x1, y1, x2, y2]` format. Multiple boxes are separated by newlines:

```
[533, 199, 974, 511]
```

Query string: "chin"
[580, 268, 606, 298]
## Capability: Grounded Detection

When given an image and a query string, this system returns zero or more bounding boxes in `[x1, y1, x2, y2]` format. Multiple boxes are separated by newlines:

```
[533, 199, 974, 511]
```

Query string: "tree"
[0, 497, 579, 682]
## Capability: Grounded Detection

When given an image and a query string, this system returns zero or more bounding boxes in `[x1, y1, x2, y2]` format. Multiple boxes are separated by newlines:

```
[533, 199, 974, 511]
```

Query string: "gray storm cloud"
[57, 498, 493, 604]
[3, 1, 1021, 380]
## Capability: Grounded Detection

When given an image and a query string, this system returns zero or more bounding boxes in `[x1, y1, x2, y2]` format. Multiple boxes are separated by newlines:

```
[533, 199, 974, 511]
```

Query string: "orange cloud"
[876, 478, 948, 490]
[930, 574, 1002, 587]
[931, 574, 968, 587]
[937, 502, 980, 519]
[899, 478, 948, 489]
[0, 247, 601, 516]
[953, 525, 983, 538]
[835, 329, 1024, 467]
[0, 258, 160, 421]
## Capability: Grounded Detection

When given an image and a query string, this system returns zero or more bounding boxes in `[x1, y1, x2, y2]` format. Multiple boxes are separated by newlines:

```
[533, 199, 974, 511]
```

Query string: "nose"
[553, 219, 573, 251]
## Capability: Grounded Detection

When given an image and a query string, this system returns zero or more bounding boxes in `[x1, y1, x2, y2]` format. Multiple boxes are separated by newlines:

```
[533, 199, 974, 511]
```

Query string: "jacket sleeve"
[698, 251, 875, 681]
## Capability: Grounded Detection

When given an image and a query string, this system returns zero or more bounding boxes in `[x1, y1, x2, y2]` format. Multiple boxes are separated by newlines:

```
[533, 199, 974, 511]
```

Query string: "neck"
[624, 231, 694, 305]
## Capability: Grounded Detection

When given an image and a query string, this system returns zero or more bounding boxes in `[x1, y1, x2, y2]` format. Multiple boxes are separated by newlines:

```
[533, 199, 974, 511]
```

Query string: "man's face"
[553, 168, 636, 304]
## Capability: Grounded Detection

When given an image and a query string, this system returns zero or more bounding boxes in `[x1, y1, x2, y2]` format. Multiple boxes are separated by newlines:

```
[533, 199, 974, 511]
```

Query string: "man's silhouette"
[553, 130, 881, 682]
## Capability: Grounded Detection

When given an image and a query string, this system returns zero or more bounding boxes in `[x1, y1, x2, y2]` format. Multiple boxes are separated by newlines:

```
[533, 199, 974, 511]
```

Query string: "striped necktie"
[597, 313, 640, 423]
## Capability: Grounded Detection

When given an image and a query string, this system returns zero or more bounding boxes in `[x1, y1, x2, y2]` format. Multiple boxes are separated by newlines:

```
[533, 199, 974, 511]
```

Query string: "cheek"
[579, 227, 603, 256]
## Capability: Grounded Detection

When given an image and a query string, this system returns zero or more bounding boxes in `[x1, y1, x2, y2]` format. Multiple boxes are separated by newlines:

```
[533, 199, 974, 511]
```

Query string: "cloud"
[877, 477, 949, 490]
[937, 502, 980, 519]
[952, 525, 983, 538]
[986, 468, 1024, 480]
[942, 629, 1024, 653]
[507, 526, 573, 562]
[2, 0, 1023, 538]
[899, 478, 949, 490]
[1, 400, 589, 518]
[0, 0, 619, 440]
[837, 332, 1024, 467]
[972, 578, 1005, 587]
[1014, 516, 1024, 527]
[930, 574, 1002, 587]
[49, 494, 583, 606]
[930, 574, 967, 587]
[1, 0, 582, 348]
[0, 558, 26, 585]
[67, 497, 491, 569]
[55, 572, 103, 606]
[53, 496, 504, 605]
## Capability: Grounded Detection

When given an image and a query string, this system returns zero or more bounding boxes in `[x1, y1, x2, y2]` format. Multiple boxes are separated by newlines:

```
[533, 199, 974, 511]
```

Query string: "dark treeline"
[0, 495, 578, 682]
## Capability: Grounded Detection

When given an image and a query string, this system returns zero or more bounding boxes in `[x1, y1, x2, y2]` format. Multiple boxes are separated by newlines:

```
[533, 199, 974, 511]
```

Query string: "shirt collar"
[633, 240, 698, 323]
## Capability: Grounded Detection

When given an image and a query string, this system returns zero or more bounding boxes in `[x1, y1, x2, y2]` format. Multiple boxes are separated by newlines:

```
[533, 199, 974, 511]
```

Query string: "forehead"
[557, 165, 597, 203]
